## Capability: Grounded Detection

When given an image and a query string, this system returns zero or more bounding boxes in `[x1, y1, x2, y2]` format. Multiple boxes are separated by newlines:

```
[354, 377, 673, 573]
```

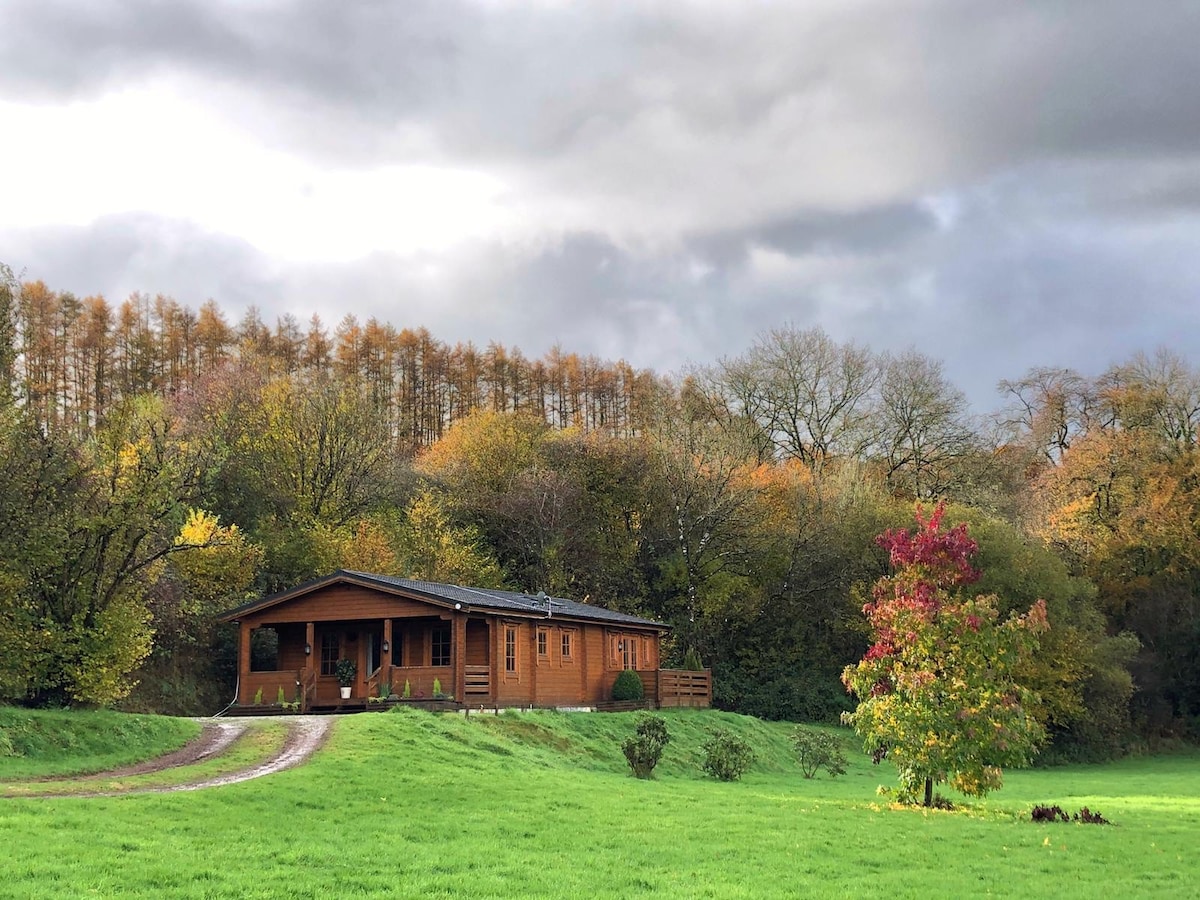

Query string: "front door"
[365, 629, 382, 679]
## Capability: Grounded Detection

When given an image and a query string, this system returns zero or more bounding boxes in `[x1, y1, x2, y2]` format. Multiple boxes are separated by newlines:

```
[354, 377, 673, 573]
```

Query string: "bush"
[792, 727, 847, 779]
[1031, 804, 1112, 825]
[612, 669, 645, 701]
[702, 729, 754, 781]
[681, 647, 704, 671]
[334, 658, 357, 687]
[622, 715, 670, 779]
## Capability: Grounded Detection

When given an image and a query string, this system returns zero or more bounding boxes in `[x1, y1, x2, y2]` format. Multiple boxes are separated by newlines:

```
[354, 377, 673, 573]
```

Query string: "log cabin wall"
[584, 627, 608, 700]
[532, 622, 585, 706]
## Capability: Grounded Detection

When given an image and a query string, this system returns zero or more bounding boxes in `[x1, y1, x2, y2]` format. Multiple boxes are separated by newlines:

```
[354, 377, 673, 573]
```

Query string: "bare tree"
[714, 326, 880, 469]
[873, 349, 977, 499]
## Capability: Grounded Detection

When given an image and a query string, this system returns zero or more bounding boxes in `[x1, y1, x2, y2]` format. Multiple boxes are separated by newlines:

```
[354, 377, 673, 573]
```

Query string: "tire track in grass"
[161, 715, 331, 792]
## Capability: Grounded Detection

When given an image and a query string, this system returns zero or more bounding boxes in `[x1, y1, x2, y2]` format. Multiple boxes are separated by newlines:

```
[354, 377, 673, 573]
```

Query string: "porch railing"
[300, 667, 318, 711]
[464, 665, 490, 698]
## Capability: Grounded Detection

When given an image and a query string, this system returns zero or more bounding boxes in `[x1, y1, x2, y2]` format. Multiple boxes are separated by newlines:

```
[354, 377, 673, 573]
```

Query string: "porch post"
[238, 621, 251, 704]
[383, 618, 393, 695]
[303, 621, 315, 712]
[452, 612, 466, 701]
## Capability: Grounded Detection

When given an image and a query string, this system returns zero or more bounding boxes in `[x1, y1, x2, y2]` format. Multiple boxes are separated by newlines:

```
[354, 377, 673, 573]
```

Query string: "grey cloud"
[11, 187, 1199, 417]
[8, 2, 1200, 180]
[4, 2, 1200, 415]
[1, 215, 277, 308]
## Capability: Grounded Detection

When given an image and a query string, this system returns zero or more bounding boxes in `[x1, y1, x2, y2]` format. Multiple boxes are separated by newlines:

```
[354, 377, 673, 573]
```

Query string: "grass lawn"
[0, 707, 200, 779]
[0, 708, 1196, 898]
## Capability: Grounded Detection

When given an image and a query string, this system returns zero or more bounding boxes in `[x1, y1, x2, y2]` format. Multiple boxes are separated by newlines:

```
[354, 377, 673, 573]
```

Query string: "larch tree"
[842, 504, 1049, 806]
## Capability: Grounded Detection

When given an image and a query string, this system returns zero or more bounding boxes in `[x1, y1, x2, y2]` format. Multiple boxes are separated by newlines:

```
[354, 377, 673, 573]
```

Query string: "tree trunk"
[924, 776, 933, 808]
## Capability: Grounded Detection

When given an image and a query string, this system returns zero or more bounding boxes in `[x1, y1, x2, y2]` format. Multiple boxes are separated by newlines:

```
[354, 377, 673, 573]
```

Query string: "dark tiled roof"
[219, 569, 667, 630]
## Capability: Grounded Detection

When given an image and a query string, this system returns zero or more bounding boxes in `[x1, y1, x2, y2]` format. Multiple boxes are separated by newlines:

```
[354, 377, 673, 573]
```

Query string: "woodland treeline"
[2, 265, 1199, 762]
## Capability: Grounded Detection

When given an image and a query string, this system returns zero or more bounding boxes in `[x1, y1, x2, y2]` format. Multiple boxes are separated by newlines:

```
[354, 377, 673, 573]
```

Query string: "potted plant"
[334, 658, 357, 699]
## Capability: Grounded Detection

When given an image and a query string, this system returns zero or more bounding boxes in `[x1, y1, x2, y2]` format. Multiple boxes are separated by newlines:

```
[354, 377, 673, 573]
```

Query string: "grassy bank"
[0, 708, 1195, 897]
[0, 706, 200, 779]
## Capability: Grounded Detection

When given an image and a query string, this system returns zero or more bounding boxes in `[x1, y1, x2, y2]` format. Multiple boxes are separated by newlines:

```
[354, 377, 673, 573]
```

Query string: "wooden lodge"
[217, 570, 712, 712]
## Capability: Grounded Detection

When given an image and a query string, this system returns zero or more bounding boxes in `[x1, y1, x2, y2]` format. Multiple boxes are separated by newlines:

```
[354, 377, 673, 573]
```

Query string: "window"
[617, 635, 637, 670]
[320, 631, 339, 676]
[561, 630, 573, 660]
[505, 627, 517, 673]
[431, 625, 451, 667]
[537, 629, 548, 658]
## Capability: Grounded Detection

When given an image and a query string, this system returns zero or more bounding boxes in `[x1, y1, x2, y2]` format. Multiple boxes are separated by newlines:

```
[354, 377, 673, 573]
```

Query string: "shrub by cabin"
[218, 571, 711, 711]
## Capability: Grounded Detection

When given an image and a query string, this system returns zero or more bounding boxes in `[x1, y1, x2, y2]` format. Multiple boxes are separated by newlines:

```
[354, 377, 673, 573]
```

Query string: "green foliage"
[396, 489, 507, 587]
[611, 669, 644, 701]
[276, 686, 285, 706]
[701, 728, 755, 781]
[402, 679, 411, 699]
[334, 659, 357, 687]
[681, 647, 703, 670]
[621, 714, 671, 779]
[0, 396, 204, 705]
[432, 677, 443, 698]
[253, 687, 263, 705]
[792, 727, 847, 779]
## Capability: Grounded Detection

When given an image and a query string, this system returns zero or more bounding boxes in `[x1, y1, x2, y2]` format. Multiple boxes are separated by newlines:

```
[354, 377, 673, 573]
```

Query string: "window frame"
[319, 631, 339, 677]
[505, 626, 517, 674]
[431, 624, 451, 667]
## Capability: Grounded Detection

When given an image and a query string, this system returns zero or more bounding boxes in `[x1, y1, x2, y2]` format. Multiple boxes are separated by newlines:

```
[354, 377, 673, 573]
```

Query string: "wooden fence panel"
[657, 669, 712, 708]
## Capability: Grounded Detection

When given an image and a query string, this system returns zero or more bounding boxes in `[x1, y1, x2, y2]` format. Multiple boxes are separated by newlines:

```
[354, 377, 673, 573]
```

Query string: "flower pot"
[339, 686, 352, 699]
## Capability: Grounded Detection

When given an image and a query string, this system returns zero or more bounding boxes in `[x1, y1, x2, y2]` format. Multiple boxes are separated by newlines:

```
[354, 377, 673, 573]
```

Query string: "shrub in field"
[622, 715, 670, 779]
[702, 729, 754, 781]
[1031, 804, 1111, 824]
[792, 727, 847, 779]
[1031, 804, 1070, 823]
[682, 647, 704, 671]
[612, 670, 644, 701]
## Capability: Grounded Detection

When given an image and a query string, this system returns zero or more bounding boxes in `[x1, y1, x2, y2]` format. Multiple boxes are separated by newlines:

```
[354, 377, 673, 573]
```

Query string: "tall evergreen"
[0, 263, 17, 408]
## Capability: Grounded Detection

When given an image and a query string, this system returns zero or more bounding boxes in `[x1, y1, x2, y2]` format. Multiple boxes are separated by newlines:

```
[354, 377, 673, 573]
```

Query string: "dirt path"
[13, 716, 332, 797]
[167, 715, 331, 793]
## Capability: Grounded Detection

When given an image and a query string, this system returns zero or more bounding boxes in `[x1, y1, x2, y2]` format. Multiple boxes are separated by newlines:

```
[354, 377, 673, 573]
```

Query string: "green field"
[0, 707, 200, 779]
[0, 708, 1196, 898]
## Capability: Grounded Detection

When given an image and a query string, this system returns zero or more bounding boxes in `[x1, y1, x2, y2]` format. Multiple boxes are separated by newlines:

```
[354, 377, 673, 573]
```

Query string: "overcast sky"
[2, 0, 1198, 410]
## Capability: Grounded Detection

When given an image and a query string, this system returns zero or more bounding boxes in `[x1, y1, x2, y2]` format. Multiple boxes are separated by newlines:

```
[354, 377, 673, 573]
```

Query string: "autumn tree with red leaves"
[842, 504, 1049, 806]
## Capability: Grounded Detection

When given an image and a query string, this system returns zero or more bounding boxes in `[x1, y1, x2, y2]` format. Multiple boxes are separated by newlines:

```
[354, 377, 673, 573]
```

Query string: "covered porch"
[235, 613, 493, 711]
